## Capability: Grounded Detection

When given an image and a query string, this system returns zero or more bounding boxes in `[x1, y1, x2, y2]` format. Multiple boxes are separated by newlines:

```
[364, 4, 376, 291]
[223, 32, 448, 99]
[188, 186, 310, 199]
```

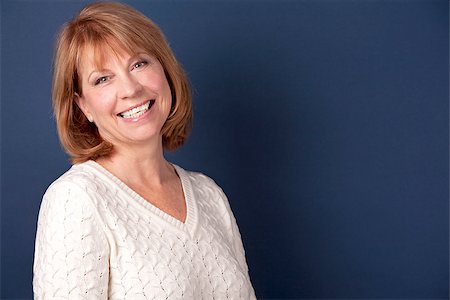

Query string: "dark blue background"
[1, 0, 448, 299]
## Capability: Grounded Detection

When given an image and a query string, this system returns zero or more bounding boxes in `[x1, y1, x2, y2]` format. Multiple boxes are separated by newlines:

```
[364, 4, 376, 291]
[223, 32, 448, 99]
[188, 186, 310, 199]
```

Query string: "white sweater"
[33, 161, 256, 299]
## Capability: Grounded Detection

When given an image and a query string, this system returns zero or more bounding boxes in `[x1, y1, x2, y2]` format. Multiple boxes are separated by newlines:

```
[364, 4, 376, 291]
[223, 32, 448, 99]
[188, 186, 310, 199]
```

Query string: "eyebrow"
[85, 52, 152, 83]
[87, 69, 106, 83]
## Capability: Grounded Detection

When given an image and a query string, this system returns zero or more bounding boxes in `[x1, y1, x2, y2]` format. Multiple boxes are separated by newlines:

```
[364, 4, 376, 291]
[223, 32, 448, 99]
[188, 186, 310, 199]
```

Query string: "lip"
[117, 99, 152, 115]
[117, 99, 156, 123]
[120, 106, 152, 123]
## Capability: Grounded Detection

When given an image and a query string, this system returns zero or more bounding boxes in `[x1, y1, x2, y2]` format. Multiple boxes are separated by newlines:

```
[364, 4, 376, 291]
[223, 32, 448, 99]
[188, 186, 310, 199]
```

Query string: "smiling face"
[76, 46, 172, 151]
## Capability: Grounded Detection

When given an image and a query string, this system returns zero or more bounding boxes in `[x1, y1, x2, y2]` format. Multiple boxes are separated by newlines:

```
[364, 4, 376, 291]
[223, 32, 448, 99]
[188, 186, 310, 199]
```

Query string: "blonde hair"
[53, 1, 192, 163]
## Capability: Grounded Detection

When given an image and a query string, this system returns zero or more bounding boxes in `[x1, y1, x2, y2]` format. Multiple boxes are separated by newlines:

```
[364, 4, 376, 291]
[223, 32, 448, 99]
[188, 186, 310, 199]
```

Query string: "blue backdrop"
[1, 0, 448, 299]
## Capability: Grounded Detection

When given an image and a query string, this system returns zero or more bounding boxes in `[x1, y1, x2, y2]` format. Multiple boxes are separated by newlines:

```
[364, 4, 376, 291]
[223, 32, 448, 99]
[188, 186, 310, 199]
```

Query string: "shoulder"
[40, 161, 111, 217]
[48, 161, 98, 187]
[175, 165, 226, 197]
[37, 165, 98, 232]
[37, 162, 110, 237]
[174, 164, 234, 217]
[175, 165, 238, 239]
[44, 161, 107, 199]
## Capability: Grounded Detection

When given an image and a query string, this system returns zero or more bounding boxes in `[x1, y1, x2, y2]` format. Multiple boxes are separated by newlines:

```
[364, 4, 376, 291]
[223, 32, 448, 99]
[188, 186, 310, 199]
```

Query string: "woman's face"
[76, 47, 172, 150]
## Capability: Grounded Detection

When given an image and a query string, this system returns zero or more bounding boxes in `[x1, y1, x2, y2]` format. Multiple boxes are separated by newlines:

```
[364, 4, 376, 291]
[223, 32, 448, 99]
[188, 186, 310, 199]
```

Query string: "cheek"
[146, 64, 172, 95]
[144, 71, 170, 91]
[85, 91, 117, 116]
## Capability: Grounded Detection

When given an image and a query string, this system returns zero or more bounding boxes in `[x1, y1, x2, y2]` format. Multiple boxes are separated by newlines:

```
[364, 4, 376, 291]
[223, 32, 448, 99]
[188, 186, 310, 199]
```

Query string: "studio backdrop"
[1, 0, 448, 299]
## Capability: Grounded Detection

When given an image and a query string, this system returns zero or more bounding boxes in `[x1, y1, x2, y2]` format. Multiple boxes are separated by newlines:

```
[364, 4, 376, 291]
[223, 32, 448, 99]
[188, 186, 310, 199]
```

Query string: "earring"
[87, 115, 93, 122]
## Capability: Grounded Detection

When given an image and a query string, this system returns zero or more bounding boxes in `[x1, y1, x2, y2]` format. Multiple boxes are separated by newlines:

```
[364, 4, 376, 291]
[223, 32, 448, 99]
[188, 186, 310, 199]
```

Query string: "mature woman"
[33, 2, 256, 299]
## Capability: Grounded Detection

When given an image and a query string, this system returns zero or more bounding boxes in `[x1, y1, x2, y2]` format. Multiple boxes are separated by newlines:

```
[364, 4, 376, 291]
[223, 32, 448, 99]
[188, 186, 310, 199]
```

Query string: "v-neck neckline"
[82, 160, 198, 238]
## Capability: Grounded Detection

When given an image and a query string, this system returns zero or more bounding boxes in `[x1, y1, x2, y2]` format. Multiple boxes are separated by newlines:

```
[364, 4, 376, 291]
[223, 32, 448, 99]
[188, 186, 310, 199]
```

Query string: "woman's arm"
[33, 181, 109, 299]
[217, 186, 257, 299]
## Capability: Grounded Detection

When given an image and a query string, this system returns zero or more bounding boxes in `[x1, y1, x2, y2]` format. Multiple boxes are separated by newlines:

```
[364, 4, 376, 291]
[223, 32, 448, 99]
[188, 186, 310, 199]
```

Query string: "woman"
[33, 2, 256, 299]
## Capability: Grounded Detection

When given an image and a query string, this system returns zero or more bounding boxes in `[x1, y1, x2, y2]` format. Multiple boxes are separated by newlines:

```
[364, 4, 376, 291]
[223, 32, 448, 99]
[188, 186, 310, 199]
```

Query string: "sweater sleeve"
[219, 188, 257, 298]
[33, 181, 110, 300]
[227, 200, 250, 274]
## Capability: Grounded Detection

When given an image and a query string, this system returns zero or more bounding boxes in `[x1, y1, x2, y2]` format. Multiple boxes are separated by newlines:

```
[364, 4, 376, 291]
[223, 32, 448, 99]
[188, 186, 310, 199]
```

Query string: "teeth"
[120, 101, 152, 119]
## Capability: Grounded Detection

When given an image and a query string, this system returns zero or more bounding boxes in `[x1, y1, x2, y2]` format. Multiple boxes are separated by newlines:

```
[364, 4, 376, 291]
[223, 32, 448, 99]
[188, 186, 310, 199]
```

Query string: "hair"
[52, 1, 192, 164]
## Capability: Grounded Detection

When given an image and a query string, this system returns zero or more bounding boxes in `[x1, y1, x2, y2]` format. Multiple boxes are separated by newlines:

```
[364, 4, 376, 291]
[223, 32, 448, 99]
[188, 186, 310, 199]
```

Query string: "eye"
[132, 60, 148, 70]
[94, 76, 109, 86]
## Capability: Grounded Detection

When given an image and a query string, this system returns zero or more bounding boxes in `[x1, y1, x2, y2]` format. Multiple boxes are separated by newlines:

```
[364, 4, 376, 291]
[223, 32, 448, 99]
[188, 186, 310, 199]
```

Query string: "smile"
[118, 100, 155, 119]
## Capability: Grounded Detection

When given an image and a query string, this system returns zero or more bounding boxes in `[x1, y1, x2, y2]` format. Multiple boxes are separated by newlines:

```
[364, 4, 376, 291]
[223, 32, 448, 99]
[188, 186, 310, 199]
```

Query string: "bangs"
[78, 38, 134, 70]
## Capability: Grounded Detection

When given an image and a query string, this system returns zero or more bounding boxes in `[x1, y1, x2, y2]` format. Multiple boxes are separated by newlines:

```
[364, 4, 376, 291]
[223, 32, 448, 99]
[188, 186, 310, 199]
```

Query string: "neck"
[96, 136, 174, 186]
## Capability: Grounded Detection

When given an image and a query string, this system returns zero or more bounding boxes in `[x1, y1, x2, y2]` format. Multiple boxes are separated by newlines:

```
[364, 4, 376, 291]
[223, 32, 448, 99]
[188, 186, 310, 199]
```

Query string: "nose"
[117, 73, 143, 99]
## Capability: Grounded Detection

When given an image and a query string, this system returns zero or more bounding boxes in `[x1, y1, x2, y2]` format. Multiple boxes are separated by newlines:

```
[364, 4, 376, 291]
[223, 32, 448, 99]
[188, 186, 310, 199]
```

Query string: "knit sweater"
[33, 161, 256, 299]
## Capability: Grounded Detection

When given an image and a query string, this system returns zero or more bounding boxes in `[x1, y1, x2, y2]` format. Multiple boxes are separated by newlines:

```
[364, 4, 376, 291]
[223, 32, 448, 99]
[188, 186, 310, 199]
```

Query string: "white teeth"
[120, 101, 151, 119]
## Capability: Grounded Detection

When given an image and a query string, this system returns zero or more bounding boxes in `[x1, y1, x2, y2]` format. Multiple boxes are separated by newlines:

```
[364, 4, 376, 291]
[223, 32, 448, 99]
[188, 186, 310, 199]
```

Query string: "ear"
[74, 93, 94, 122]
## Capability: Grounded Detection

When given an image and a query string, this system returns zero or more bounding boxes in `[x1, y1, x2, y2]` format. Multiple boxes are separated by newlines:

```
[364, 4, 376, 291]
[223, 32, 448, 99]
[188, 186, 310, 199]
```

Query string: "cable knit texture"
[33, 161, 256, 299]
